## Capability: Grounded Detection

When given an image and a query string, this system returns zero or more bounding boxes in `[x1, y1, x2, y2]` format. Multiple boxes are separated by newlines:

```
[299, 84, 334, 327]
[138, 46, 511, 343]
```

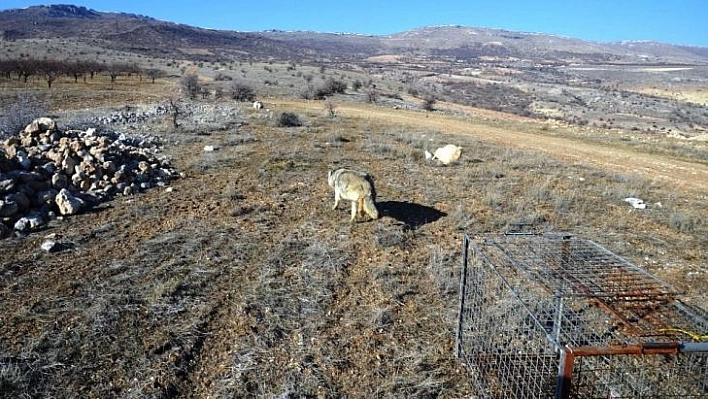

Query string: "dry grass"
[1, 65, 707, 398]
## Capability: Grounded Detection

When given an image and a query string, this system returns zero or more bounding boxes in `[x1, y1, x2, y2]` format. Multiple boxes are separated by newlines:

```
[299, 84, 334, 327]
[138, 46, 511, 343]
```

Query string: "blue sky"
[3, 1, 708, 47]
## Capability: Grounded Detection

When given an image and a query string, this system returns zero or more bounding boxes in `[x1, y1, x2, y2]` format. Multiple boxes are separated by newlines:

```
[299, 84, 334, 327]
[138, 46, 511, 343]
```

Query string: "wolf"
[327, 167, 379, 222]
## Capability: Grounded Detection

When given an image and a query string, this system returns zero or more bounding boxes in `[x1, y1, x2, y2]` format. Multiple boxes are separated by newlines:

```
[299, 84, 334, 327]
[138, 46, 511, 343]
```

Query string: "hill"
[0, 4, 303, 61]
[2, 5, 708, 64]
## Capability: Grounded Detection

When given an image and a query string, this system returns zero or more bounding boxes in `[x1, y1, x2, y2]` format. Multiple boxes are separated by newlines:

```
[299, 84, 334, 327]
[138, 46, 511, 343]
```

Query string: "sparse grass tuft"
[669, 211, 701, 233]
[373, 222, 411, 249]
[0, 362, 31, 399]
[428, 245, 459, 296]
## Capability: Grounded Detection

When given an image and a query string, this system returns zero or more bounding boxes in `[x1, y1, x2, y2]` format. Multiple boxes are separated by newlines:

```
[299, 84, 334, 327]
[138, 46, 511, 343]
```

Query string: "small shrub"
[230, 82, 256, 102]
[0, 363, 30, 398]
[422, 96, 436, 111]
[214, 73, 233, 81]
[308, 78, 348, 100]
[669, 212, 699, 233]
[277, 112, 302, 127]
[299, 84, 315, 100]
[373, 223, 410, 249]
[321, 78, 347, 94]
[366, 88, 379, 103]
[428, 245, 459, 295]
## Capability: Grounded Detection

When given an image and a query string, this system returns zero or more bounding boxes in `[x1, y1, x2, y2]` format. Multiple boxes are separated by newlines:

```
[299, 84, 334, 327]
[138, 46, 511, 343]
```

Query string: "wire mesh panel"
[571, 351, 708, 398]
[457, 232, 708, 399]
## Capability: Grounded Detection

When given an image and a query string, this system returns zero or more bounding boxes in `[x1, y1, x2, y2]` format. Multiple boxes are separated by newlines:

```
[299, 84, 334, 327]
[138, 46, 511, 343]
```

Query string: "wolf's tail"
[362, 195, 379, 220]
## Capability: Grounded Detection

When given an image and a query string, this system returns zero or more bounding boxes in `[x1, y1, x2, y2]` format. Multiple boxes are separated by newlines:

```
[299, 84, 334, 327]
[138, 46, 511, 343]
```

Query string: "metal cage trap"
[456, 229, 708, 398]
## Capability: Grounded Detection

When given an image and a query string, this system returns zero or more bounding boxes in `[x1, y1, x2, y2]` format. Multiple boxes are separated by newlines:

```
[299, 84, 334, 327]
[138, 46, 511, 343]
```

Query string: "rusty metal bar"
[557, 348, 575, 399]
[568, 342, 681, 356]
[556, 342, 689, 399]
[557, 342, 708, 398]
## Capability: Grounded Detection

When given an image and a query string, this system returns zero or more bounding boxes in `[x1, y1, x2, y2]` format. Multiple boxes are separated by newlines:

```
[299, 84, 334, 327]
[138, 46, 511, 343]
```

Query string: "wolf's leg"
[332, 192, 340, 210]
[350, 200, 357, 222]
[357, 198, 365, 218]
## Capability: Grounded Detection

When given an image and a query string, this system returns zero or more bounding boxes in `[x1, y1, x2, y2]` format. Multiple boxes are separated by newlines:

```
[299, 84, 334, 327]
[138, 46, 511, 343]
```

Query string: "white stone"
[55, 188, 85, 215]
[431, 144, 463, 165]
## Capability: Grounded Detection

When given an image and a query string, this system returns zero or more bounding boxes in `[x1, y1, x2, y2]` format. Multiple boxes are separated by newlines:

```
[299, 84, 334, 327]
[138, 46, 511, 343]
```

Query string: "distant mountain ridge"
[0, 4, 306, 60]
[1, 4, 707, 64]
[383, 25, 708, 63]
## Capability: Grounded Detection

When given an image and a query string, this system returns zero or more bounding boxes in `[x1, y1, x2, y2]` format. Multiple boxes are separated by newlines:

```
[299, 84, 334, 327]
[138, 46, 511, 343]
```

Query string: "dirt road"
[278, 100, 708, 195]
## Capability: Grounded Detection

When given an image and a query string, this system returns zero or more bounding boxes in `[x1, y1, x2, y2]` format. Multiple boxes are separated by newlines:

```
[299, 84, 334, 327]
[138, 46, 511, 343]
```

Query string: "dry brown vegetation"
[1, 58, 707, 398]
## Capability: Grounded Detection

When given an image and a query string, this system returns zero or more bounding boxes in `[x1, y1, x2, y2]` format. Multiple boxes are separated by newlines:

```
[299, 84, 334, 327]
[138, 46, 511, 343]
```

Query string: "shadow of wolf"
[377, 201, 447, 230]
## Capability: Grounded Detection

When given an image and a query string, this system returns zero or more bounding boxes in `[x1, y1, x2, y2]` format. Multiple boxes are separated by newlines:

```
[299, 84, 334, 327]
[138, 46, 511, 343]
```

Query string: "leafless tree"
[107, 62, 132, 84]
[230, 81, 255, 102]
[145, 68, 165, 83]
[167, 99, 183, 128]
[40, 60, 65, 88]
[325, 101, 337, 118]
[15, 59, 36, 83]
[66, 61, 86, 83]
[181, 73, 200, 100]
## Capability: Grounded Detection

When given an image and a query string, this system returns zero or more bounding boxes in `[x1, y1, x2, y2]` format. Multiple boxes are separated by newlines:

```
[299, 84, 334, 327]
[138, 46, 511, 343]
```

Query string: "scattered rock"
[13, 212, 44, 233]
[55, 188, 85, 216]
[23, 117, 57, 136]
[15, 150, 31, 170]
[41, 240, 60, 252]
[624, 197, 647, 209]
[0, 199, 19, 217]
[40, 238, 69, 253]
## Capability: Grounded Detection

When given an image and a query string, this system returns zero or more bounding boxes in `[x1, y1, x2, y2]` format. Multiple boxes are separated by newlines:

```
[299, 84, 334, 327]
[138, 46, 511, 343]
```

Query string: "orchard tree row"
[0, 58, 166, 87]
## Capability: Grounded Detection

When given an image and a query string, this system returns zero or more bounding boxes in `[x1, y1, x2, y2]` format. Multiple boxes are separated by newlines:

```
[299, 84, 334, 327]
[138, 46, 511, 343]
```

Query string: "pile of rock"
[92, 104, 170, 126]
[0, 117, 180, 238]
